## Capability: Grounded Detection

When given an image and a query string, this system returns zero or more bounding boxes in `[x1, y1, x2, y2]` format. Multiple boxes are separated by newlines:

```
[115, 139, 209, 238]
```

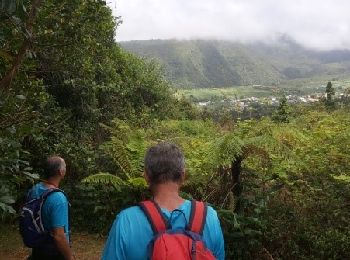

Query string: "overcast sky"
[108, 0, 350, 50]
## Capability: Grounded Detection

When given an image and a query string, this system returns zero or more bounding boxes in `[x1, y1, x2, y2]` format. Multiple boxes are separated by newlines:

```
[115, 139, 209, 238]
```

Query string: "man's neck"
[152, 182, 184, 211]
[43, 177, 60, 188]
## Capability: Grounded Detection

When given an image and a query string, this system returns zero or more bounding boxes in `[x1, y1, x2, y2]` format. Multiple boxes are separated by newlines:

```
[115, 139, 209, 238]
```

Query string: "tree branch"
[0, 0, 44, 92]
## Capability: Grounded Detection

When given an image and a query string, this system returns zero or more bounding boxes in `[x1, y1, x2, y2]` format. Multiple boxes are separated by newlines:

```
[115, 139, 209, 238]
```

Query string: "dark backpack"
[19, 188, 67, 248]
[139, 200, 216, 260]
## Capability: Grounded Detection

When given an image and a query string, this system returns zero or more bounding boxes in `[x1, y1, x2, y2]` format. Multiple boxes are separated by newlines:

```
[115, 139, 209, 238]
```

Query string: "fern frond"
[82, 172, 126, 191]
[127, 177, 147, 189]
[107, 138, 132, 179]
[209, 133, 244, 167]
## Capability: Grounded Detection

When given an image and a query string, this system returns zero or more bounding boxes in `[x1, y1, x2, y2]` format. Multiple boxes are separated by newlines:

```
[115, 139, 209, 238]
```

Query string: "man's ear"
[144, 171, 150, 185]
[59, 168, 66, 178]
[181, 170, 186, 183]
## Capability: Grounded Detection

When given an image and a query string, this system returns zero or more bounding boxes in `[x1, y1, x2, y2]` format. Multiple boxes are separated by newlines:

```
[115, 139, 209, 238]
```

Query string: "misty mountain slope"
[120, 39, 350, 88]
[196, 41, 241, 86]
[215, 41, 283, 85]
[124, 40, 207, 86]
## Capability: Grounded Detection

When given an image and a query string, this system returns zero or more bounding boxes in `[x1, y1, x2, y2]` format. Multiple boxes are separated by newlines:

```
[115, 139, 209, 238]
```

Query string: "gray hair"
[144, 142, 185, 185]
[43, 156, 66, 179]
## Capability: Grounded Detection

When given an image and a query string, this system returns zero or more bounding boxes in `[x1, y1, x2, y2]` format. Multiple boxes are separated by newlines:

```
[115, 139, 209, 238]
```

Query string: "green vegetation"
[76, 107, 350, 259]
[0, 0, 194, 216]
[177, 79, 350, 102]
[1, 1, 350, 260]
[121, 39, 350, 88]
[325, 81, 335, 109]
[179, 86, 276, 101]
[272, 96, 290, 123]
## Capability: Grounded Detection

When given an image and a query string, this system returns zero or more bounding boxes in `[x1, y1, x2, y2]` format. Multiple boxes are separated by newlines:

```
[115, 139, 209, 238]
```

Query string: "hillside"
[120, 38, 350, 88]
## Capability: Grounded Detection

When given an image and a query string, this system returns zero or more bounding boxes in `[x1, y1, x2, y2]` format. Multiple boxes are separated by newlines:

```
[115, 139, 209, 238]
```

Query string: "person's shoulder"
[112, 205, 147, 229]
[27, 182, 45, 199]
[45, 190, 68, 205]
[31, 182, 42, 190]
[191, 201, 218, 216]
[205, 204, 220, 220]
[118, 205, 144, 218]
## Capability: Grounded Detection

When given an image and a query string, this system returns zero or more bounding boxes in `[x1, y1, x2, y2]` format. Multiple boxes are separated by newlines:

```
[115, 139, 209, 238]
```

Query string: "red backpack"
[139, 200, 216, 260]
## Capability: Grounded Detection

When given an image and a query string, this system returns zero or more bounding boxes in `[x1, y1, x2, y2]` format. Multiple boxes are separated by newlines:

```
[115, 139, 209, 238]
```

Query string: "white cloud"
[108, 0, 350, 50]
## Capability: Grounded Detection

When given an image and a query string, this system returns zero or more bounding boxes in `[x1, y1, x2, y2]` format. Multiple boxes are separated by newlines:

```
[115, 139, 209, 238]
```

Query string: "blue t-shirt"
[28, 182, 70, 242]
[102, 200, 225, 260]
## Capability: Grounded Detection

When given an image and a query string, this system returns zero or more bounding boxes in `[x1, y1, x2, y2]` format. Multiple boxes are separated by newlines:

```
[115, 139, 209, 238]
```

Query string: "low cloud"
[109, 0, 350, 50]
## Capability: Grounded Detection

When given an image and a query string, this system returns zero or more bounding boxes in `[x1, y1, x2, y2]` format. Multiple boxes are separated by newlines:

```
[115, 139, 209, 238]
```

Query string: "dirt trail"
[0, 225, 105, 260]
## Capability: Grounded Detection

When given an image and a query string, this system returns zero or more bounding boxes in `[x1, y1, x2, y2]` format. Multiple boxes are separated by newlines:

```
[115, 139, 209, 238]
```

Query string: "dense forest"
[1, 1, 350, 259]
[121, 39, 350, 88]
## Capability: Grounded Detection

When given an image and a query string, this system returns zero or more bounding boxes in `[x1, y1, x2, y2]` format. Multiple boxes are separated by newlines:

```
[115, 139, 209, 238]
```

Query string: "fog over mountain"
[109, 0, 350, 51]
[121, 38, 350, 88]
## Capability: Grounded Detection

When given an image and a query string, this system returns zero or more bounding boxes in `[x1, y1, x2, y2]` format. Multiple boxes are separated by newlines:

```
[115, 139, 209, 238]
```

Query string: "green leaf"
[0, 50, 13, 61]
[0, 195, 15, 204]
[16, 94, 26, 100]
[23, 172, 39, 179]
[0, 202, 16, 214]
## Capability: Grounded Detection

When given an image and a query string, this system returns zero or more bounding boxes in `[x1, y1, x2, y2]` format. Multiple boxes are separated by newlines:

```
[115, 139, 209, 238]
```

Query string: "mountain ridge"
[120, 39, 350, 88]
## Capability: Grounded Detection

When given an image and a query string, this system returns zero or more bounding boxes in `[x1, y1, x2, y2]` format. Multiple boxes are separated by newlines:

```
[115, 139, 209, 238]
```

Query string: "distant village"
[197, 91, 348, 109]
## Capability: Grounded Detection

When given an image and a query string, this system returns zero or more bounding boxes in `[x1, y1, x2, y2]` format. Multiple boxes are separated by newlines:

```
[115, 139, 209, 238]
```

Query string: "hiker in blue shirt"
[26, 156, 74, 260]
[102, 142, 225, 260]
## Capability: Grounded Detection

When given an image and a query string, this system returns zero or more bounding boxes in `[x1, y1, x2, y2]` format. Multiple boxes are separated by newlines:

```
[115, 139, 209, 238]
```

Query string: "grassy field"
[0, 225, 105, 260]
[178, 86, 278, 101]
[176, 78, 350, 102]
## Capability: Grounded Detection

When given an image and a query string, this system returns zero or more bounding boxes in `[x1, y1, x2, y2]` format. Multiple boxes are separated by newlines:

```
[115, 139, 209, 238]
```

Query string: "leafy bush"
[67, 182, 149, 234]
[78, 108, 350, 259]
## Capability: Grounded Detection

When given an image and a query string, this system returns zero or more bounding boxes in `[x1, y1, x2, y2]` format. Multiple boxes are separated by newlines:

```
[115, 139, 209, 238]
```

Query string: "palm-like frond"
[82, 172, 126, 191]
[82, 173, 148, 191]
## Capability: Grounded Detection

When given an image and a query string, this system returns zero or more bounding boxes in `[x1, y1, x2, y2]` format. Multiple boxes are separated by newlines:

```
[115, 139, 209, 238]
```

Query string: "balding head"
[43, 156, 66, 179]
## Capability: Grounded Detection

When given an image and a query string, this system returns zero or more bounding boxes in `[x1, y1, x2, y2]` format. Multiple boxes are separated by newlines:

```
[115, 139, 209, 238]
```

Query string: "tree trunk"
[231, 156, 242, 197]
[0, 0, 44, 91]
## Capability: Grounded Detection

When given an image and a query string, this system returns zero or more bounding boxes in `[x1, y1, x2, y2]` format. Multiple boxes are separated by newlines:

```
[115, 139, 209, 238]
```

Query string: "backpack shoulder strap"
[139, 200, 169, 234]
[41, 188, 64, 200]
[188, 200, 208, 235]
